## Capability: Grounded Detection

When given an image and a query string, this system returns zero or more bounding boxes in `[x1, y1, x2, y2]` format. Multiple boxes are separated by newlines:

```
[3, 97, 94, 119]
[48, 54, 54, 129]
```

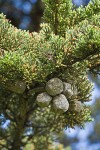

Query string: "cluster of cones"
[36, 78, 83, 114]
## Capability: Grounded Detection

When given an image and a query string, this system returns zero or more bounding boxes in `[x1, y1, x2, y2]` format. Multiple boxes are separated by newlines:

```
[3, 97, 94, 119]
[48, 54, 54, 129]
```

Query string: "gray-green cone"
[52, 94, 69, 113]
[36, 92, 52, 107]
[63, 82, 73, 98]
[69, 101, 83, 113]
[8, 80, 26, 94]
[46, 78, 63, 96]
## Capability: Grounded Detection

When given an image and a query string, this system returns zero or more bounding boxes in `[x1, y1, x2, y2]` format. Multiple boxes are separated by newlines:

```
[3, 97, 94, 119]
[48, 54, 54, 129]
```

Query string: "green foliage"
[43, 0, 100, 35]
[0, 0, 100, 149]
[43, 0, 73, 35]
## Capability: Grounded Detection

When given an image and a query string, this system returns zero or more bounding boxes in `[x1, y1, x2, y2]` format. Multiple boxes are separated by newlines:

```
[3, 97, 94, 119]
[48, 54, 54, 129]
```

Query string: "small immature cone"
[46, 78, 63, 96]
[52, 94, 69, 113]
[36, 92, 52, 107]
[9, 80, 26, 94]
[63, 82, 73, 98]
[70, 101, 83, 113]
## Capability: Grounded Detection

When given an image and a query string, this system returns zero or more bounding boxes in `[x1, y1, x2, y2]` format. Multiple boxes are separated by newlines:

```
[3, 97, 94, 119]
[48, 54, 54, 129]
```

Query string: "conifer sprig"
[0, 0, 100, 149]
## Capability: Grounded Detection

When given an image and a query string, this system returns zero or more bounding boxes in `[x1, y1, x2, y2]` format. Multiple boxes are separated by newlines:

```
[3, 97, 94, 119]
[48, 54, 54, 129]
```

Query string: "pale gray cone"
[9, 81, 26, 94]
[52, 94, 69, 113]
[36, 92, 52, 107]
[63, 82, 73, 98]
[46, 78, 63, 96]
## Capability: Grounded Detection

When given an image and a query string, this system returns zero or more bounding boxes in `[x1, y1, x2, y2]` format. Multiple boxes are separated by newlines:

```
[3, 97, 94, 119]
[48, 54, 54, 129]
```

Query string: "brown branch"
[67, 47, 100, 66]
[52, 0, 60, 35]
[25, 103, 38, 116]
[28, 87, 45, 95]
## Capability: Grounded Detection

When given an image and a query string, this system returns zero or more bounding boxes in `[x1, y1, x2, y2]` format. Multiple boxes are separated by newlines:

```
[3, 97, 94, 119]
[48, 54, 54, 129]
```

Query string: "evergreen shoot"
[0, 0, 100, 149]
